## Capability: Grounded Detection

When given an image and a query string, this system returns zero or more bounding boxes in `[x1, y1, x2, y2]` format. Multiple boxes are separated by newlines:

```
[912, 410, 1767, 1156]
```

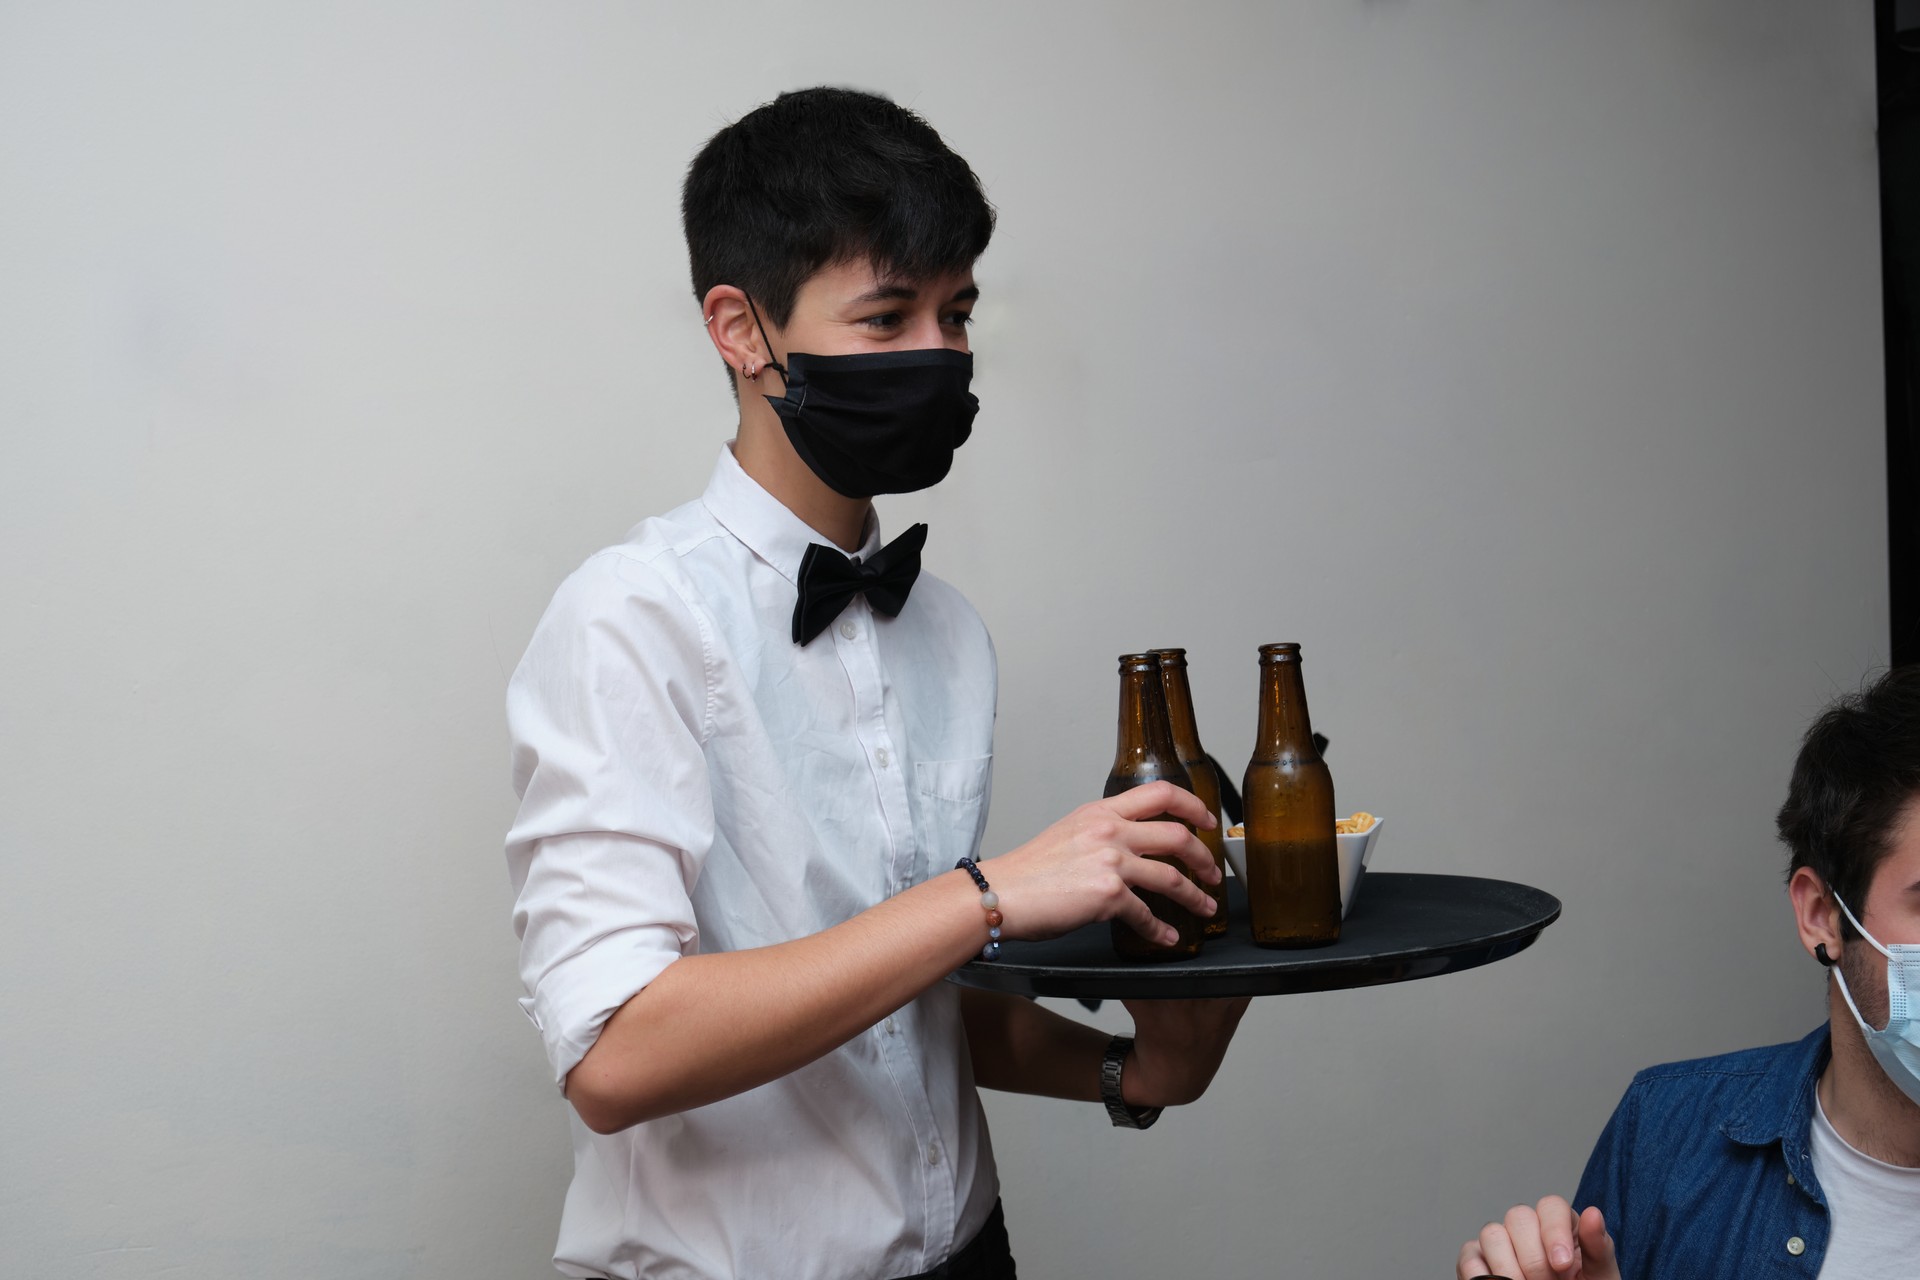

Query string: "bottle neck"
[1113, 665, 1183, 772]
[1160, 663, 1206, 764]
[1253, 659, 1316, 760]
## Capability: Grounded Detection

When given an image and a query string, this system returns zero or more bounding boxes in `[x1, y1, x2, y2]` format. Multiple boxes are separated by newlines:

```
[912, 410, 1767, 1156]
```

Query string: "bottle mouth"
[1258, 642, 1303, 662]
[1117, 652, 1161, 671]
[1149, 647, 1188, 665]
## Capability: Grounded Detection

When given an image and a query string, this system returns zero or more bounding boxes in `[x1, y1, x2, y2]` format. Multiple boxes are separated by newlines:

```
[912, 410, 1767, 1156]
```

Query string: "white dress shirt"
[506, 445, 1001, 1280]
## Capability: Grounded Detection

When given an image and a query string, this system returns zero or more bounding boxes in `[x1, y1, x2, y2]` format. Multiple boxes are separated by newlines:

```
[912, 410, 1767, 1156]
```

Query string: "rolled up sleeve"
[504, 550, 715, 1087]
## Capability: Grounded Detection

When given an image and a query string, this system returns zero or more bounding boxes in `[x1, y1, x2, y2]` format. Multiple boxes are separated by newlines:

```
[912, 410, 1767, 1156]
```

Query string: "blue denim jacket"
[1574, 1025, 1833, 1280]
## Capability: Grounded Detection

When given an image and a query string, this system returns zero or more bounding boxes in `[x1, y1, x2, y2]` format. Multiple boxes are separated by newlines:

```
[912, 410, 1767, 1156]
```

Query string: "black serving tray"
[946, 872, 1561, 1000]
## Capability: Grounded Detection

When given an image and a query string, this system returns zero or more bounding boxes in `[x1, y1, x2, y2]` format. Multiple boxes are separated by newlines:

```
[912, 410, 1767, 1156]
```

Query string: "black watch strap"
[1100, 1035, 1163, 1130]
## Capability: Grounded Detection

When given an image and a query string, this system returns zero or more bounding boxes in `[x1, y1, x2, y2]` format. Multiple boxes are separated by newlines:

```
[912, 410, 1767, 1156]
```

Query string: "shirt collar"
[1722, 1024, 1832, 1159]
[700, 444, 882, 585]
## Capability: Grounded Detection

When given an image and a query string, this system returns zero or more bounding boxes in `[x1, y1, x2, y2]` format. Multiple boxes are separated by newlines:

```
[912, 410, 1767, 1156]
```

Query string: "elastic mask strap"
[1833, 891, 1893, 961]
[1833, 957, 1882, 1034]
[744, 296, 790, 384]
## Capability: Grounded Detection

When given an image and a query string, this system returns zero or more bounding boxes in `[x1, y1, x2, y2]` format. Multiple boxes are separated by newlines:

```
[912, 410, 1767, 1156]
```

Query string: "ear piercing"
[1816, 943, 1834, 967]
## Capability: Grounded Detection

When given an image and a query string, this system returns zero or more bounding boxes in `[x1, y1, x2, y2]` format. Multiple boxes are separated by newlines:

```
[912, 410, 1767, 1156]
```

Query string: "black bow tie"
[791, 523, 927, 645]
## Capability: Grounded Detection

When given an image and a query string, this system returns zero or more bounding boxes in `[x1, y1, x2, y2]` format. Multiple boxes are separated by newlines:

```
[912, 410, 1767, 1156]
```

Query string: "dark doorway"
[1880, 0, 1920, 663]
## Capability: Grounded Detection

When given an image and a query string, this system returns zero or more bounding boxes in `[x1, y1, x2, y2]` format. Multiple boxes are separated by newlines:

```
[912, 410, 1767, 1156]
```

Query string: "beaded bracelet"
[955, 857, 1002, 960]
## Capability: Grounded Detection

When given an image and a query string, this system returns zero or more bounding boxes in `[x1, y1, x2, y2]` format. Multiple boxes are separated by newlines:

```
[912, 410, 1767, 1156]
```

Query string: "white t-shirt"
[506, 446, 1000, 1279]
[1810, 1090, 1920, 1279]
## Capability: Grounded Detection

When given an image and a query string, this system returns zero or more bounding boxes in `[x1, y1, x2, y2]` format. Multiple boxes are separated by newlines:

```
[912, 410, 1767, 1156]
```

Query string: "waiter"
[504, 86, 1248, 1280]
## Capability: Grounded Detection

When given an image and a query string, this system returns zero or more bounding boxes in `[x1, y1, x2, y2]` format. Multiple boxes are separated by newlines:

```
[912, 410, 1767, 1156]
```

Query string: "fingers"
[1456, 1238, 1490, 1280]
[998, 789, 1221, 943]
[1122, 818, 1223, 884]
[1577, 1207, 1620, 1280]
[1502, 1204, 1552, 1279]
[1124, 851, 1219, 920]
[1104, 780, 1216, 829]
[1534, 1197, 1578, 1276]
[1476, 1220, 1524, 1280]
[1112, 884, 1180, 948]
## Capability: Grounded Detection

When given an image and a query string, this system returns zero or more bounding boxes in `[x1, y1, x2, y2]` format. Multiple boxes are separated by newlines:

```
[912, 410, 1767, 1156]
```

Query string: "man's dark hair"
[1777, 666, 1920, 937]
[681, 87, 995, 328]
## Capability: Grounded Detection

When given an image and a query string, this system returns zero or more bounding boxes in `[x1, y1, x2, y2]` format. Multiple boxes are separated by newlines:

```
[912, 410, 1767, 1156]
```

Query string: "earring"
[745, 360, 757, 380]
[705, 315, 715, 325]
[1816, 943, 1834, 967]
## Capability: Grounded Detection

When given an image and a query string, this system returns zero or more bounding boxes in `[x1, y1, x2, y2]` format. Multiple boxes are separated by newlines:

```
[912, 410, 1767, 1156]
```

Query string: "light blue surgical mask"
[1831, 892, 1920, 1108]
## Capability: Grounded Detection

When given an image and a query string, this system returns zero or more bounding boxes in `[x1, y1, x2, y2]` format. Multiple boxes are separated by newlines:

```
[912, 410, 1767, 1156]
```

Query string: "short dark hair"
[1777, 666, 1920, 936]
[681, 87, 995, 328]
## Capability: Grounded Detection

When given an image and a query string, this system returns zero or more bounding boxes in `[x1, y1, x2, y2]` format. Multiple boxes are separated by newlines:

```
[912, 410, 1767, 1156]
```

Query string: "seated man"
[1457, 667, 1920, 1280]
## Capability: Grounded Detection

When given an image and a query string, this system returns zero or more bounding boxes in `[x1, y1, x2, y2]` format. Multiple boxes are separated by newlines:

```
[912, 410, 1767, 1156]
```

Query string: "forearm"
[959, 988, 1111, 1101]
[567, 868, 984, 1132]
[565, 780, 1228, 1132]
[961, 988, 1252, 1110]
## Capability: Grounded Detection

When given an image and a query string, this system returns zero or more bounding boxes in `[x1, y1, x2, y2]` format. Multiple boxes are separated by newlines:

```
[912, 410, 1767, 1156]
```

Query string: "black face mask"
[750, 300, 978, 498]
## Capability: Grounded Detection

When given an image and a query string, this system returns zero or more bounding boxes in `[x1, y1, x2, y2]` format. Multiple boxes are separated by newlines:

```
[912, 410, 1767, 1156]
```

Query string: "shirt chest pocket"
[910, 755, 993, 886]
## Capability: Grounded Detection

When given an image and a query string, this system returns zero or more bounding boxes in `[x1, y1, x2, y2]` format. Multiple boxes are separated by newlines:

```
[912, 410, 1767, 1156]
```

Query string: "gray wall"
[0, 2, 1885, 1276]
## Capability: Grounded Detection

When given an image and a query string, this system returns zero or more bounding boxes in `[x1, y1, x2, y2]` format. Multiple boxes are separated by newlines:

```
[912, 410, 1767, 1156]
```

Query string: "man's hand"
[1118, 995, 1250, 1107]
[1456, 1199, 1618, 1280]
[986, 781, 1222, 948]
[568, 780, 1225, 1133]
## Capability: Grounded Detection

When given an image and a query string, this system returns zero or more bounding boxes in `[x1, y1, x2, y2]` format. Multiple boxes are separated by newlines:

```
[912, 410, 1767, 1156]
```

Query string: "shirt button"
[1786, 1237, 1805, 1257]
[884, 1018, 897, 1035]
[926, 1144, 941, 1166]
[840, 619, 857, 640]
[1786, 1173, 1796, 1186]
[875, 746, 891, 767]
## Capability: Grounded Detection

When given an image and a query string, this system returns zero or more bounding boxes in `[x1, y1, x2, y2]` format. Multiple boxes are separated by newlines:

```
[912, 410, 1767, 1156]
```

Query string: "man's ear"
[702, 286, 768, 380]
[1789, 865, 1843, 966]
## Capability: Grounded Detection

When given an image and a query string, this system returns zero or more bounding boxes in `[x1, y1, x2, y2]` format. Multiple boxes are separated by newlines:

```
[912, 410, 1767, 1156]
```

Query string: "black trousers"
[893, 1201, 1016, 1280]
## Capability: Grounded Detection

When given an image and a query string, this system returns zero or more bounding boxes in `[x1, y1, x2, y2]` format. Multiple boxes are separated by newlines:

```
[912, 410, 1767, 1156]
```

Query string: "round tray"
[946, 871, 1561, 1000]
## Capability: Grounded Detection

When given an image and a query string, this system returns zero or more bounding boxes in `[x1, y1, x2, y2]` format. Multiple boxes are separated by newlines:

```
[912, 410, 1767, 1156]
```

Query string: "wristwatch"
[1100, 1035, 1163, 1130]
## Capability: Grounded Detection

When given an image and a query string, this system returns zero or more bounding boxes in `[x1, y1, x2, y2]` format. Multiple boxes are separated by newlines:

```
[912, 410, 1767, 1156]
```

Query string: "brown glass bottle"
[1242, 643, 1341, 948]
[1151, 648, 1229, 937]
[1104, 653, 1205, 960]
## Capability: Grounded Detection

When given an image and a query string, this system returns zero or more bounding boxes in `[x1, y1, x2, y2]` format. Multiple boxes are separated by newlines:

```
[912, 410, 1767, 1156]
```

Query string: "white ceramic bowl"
[1219, 818, 1383, 919]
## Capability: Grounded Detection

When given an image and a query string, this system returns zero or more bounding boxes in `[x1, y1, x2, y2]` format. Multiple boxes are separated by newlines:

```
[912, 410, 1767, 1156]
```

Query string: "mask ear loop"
[1824, 889, 1880, 1032]
[744, 296, 790, 385]
[1833, 891, 1894, 961]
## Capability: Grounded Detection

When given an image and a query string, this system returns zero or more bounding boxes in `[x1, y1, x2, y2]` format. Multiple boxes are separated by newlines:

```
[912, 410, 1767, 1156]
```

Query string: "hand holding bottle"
[983, 781, 1221, 949]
